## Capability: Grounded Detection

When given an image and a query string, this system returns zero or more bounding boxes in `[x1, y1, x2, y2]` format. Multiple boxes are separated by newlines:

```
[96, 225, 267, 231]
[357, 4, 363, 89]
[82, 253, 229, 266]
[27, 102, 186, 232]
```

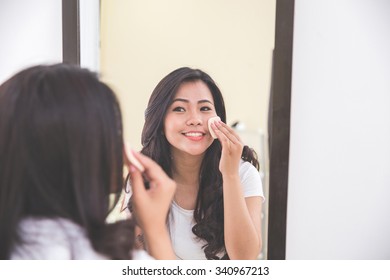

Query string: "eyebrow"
[171, 98, 214, 105]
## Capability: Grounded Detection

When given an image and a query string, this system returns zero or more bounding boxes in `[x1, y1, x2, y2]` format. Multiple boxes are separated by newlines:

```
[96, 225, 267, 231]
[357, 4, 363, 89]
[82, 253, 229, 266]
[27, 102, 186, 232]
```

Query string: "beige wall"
[100, 0, 275, 152]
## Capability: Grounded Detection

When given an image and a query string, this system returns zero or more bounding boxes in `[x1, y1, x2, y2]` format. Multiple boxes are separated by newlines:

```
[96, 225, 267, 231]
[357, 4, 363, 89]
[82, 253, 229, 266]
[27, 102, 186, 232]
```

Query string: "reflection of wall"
[0, 0, 62, 83]
[100, 0, 275, 151]
[288, 0, 390, 259]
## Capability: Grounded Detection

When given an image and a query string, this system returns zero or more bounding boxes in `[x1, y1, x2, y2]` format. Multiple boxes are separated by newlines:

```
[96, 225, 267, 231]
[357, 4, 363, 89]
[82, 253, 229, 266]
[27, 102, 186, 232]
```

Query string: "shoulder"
[239, 160, 265, 200]
[11, 217, 107, 259]
[239, 160, 261, 182]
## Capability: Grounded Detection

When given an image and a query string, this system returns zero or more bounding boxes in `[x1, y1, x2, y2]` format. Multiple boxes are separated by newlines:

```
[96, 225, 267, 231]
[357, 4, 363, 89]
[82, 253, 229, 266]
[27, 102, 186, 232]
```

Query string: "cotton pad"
[208, 116, 221, 139]
[124, 143, 145, 172]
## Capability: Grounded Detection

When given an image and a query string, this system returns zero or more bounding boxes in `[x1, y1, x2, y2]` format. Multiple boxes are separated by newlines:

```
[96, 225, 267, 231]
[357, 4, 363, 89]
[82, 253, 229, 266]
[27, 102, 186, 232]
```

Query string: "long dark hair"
[140, 67, 259, 259]
[0, 64, 134, 259]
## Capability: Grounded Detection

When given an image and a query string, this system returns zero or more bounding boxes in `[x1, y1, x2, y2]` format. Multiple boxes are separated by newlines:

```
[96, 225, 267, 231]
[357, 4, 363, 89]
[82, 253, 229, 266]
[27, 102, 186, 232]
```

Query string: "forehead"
[174, 80, 214, 101]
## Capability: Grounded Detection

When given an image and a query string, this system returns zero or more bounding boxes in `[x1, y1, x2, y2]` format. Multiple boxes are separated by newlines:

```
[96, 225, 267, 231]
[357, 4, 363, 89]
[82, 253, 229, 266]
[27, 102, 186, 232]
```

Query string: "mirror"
[68, 0, 293, 260]
[99, 0, 275, 260]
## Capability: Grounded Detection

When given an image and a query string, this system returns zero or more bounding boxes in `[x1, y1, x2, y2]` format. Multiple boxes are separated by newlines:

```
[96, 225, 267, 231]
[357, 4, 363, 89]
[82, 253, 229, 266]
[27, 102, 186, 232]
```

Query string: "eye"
[200, 106, 213, 112]
[172, 106, 185, 112]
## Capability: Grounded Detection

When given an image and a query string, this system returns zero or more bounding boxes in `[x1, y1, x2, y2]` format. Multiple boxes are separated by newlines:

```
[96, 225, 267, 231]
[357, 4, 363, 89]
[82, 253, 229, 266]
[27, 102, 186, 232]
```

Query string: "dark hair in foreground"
[0, 64, 134, 259]
[140, 67, 259, 259]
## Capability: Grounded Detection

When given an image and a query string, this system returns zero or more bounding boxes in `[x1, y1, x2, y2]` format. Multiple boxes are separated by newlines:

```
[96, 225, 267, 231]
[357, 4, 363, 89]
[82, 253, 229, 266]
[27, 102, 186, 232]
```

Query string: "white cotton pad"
[124, 143, 145, 172]
[208, 116, 221, 139]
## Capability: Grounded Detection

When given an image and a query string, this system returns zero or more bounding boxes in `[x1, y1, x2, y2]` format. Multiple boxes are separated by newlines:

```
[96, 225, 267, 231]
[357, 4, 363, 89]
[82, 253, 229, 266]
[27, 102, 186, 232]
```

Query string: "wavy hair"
[0, 64, 134, 259]
[140, 67, 259, 259]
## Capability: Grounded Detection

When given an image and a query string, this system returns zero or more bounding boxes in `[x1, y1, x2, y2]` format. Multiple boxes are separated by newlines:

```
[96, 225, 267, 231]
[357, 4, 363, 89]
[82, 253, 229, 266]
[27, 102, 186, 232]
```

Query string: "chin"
[187, 151, 207, 156]
[170, 141, 213, 157]
[174, 146, 209, 157]
[182, 148, 207, 156]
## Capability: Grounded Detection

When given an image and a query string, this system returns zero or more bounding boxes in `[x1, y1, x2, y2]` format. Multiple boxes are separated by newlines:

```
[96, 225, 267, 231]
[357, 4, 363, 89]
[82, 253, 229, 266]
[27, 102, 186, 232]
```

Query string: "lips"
[182, 131, 206, 141]
[183, 132, 204, 137]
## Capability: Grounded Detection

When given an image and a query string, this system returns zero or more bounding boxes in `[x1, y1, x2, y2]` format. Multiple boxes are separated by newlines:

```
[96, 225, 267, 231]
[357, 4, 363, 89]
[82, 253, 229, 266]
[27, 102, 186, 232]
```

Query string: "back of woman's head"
[0, 64, 133, 259]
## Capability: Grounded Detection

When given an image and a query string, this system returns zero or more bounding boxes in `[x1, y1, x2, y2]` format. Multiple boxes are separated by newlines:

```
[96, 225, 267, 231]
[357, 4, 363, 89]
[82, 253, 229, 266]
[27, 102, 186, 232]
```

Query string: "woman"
[0, 64, 176, 260]
[126, 67, 264, 259]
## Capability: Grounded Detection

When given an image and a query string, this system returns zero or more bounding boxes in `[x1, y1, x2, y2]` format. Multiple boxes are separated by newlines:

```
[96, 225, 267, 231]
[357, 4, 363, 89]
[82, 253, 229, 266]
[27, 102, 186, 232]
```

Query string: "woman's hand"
[127, 151, 176, 232]
[126, 150, 177, 259]
[211, 121, 244, 175]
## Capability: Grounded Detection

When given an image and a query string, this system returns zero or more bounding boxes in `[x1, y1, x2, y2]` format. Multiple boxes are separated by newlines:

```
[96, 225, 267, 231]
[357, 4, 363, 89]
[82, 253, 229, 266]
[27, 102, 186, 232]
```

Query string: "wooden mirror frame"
[267, 0, 294, 260]
[61, 0, 295, 260]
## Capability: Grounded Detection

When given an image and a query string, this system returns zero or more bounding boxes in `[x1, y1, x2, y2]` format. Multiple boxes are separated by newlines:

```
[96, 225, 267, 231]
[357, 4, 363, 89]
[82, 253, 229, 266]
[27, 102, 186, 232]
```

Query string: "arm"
[222, 175, 262, 259]
[211, 121, 262, 259]
[127, 151, 177, 260]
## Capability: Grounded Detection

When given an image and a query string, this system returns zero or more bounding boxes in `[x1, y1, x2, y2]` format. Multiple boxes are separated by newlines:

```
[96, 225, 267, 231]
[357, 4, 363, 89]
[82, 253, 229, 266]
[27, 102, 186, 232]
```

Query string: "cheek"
[163, 116, 175, 135]
[163, 125, 177, 147]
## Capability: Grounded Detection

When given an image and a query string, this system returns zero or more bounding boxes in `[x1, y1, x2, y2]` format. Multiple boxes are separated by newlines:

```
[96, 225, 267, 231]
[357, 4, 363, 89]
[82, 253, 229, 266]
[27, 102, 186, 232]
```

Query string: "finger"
[123, 142, 131, 166]
[123, 143, 145, 172]
[214, 121, 242, 144]
[129, 166, 146, 197]
[211, 122, 238, 147]
[132, 152, 167, 182]
[211, 122, 229, 143]
[216, 121, 242, 142]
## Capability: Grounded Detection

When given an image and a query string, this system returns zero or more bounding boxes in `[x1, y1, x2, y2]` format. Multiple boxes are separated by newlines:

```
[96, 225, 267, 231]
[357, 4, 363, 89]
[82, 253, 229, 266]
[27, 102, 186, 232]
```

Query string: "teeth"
[185, 132, 202, 137]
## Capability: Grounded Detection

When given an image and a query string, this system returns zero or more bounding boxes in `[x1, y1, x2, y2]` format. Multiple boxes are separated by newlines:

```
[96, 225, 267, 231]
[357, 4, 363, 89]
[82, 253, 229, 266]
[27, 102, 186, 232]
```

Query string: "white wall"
[0, 0, 62, 84]
[100, 0, 276, 151]
[287, 0, 390, 259]
[79, 0, 100, 72]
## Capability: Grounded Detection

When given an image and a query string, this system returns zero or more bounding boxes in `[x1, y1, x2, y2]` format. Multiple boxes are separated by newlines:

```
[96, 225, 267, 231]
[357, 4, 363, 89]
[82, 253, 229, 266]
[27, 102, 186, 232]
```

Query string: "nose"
[186, 111, 202, 126]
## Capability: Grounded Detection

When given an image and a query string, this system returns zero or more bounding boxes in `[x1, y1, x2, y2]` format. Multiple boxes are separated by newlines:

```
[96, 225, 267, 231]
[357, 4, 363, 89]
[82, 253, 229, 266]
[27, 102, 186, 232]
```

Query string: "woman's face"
[164, 80, 217, 157]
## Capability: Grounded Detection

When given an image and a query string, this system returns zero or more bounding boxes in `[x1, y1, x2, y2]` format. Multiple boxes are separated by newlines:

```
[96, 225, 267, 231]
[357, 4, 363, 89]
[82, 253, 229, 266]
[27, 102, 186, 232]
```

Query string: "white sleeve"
[239, 161, 265, 201]
[131, 249, 155, 260]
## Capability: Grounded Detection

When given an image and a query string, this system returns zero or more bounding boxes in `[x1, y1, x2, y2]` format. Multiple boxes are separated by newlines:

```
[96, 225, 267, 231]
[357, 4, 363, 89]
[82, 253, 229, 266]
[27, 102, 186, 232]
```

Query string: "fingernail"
[129, 165, 137, 173]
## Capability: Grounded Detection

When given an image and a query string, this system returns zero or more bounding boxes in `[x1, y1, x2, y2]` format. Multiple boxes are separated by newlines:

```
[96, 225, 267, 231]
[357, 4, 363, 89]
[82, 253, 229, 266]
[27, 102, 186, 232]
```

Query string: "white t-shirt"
[169, 160, 264, 259]
[10, 217, 153, 260]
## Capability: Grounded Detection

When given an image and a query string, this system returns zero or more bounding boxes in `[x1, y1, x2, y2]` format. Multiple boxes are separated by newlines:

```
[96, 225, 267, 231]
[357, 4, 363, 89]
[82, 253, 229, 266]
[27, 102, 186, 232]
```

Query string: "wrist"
[222, 172, 240, 181]
[143, 222, 168, 239]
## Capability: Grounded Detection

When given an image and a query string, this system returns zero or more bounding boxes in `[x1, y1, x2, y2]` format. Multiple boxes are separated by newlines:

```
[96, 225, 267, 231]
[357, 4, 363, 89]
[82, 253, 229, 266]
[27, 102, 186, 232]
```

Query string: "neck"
[171, 150, 203, 187]
[171, 151, 203, 210]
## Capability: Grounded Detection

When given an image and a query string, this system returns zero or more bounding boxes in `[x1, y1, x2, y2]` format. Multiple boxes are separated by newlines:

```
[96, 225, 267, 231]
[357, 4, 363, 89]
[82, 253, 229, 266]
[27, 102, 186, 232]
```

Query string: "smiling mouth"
[183, 132, 204, 137]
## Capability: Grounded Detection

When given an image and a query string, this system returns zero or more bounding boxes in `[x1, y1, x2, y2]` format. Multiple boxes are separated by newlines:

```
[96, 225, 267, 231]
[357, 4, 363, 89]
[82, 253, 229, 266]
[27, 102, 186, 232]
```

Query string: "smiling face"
[164, 80, 217, 158]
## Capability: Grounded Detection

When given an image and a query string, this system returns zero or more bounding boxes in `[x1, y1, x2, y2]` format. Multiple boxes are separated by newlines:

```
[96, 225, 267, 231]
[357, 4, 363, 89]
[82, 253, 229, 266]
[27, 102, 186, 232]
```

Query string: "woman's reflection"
[125, 67, 265, 259]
